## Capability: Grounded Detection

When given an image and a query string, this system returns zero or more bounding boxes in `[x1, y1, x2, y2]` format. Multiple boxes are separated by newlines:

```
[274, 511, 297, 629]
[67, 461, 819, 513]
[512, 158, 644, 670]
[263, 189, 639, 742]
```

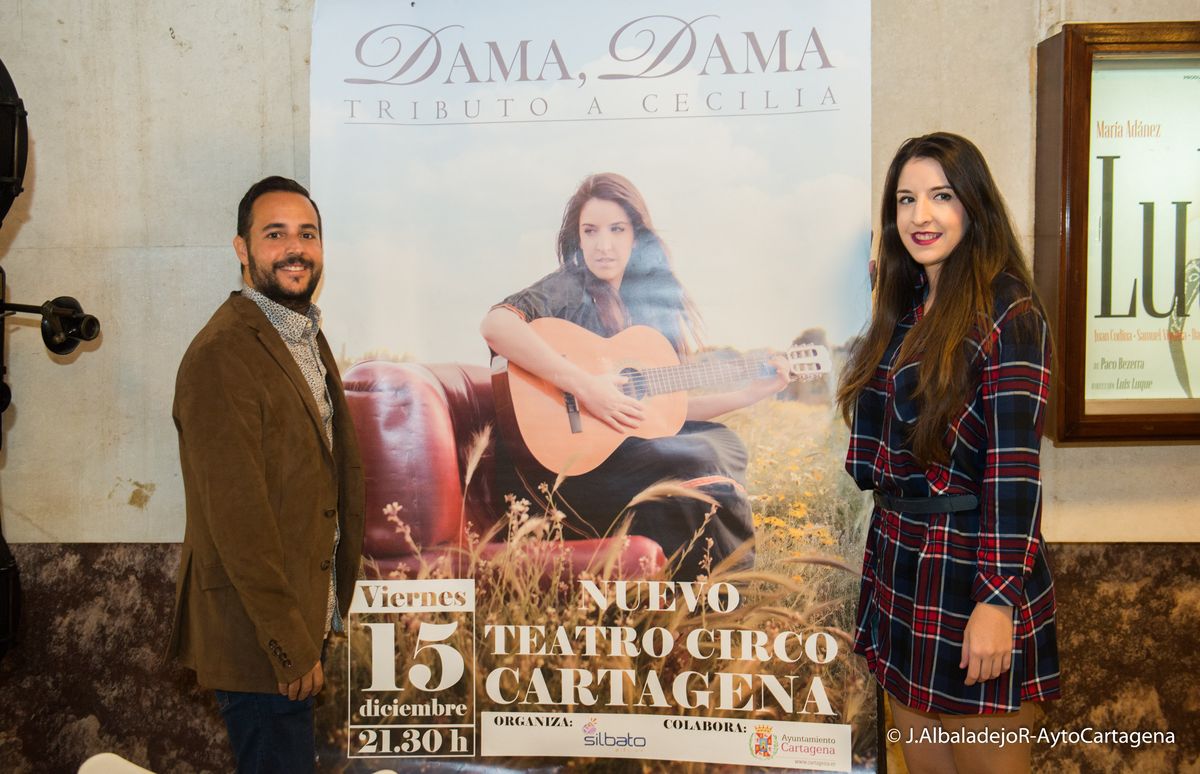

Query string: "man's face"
[234, 191, 324, 311]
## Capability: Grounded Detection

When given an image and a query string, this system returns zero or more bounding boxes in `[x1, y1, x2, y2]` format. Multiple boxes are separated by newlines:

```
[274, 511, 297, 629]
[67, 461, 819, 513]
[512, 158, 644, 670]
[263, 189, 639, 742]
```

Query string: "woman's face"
[578, 197, 634, 289]
[894, 156, 966, 286]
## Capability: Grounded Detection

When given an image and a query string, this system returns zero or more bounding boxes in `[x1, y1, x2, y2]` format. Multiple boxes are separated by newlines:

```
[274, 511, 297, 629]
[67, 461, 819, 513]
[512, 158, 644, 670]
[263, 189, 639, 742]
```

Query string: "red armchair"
[342, 361, 666, 579]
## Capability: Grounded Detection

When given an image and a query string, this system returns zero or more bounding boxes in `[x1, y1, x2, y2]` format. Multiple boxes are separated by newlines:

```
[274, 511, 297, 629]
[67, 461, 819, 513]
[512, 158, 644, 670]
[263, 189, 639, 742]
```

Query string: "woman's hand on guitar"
[687, 355, 794, 420]
[574, 372, 645, 432]
[745, 355, 793, 402]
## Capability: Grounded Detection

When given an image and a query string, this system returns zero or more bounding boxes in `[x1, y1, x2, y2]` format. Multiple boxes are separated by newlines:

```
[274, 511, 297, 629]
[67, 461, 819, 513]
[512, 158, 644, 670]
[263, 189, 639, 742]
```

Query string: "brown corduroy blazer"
[167, 292, 364, 693]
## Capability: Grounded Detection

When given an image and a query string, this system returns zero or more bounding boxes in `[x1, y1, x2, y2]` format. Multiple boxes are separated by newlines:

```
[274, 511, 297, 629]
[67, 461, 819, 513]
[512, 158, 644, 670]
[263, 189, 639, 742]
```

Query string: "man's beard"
[246, 248, 322, 310]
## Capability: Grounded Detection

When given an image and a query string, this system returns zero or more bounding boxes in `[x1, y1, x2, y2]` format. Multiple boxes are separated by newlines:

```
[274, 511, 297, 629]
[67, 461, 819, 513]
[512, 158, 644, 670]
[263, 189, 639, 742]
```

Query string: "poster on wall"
[1084, 55, 1200, 415]
[311, 1, 873, 770]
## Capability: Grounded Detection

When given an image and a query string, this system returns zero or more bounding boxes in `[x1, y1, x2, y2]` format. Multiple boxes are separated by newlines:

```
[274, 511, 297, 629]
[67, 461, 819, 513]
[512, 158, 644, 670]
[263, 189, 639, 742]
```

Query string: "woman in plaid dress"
[837, 133, 1060, 773]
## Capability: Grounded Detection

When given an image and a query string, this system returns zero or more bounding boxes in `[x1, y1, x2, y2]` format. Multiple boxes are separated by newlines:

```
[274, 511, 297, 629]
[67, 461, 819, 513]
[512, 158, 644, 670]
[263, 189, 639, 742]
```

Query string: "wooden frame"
[1034, 21, 1200, 443]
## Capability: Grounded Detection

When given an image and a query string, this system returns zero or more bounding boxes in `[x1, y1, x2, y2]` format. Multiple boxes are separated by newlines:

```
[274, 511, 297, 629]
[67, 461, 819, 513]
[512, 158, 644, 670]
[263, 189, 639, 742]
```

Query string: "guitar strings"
[621, 350, 825, 397]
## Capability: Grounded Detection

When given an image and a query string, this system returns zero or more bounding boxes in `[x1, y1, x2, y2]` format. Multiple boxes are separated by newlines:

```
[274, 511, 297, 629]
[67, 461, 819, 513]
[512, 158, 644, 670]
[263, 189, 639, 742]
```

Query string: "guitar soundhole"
[620, 367, 647, 400]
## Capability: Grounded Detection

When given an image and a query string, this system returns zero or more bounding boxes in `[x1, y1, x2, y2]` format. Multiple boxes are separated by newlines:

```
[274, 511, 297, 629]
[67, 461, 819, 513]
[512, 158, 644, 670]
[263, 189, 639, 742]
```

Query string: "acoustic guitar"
[492, 317, 832, 475]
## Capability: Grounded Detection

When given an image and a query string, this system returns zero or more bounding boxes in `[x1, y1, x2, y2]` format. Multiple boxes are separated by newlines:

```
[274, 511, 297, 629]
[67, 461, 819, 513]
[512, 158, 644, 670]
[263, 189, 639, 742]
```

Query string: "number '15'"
[363, 621, 464, 692]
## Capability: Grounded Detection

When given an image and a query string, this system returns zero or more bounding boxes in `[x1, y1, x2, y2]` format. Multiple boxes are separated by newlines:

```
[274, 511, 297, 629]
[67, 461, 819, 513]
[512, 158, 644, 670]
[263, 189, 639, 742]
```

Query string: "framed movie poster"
[1035, 21, 1200, 442]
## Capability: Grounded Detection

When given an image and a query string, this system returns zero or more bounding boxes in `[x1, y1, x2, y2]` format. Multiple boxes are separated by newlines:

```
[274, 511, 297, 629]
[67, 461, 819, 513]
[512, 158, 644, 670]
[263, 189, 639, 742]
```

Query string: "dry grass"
[722, 398, 877, 766]
[334, 397, 877, 772]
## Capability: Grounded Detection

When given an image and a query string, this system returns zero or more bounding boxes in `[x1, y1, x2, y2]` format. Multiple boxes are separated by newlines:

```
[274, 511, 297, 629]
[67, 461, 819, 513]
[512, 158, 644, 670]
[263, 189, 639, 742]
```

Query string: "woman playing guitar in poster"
[481, 172, 826, 581]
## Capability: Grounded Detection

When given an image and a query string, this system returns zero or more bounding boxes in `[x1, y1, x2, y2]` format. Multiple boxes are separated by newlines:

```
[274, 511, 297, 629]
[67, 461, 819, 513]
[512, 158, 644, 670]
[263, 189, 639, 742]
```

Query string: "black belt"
[873, 491, 978, 514]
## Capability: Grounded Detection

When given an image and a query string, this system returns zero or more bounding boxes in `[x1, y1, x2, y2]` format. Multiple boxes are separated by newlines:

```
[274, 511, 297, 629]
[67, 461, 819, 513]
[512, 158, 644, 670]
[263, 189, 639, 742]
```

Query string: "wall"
[870, 0, 1200, 542]
[0, 1, 311, 542]
[1, 1, 1195, 546]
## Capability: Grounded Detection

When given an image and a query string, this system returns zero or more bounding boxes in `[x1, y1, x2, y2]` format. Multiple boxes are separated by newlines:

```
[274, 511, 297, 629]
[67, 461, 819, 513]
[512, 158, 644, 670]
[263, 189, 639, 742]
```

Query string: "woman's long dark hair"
[835, 133, 1045, 464]
[556, 173, 702, 354]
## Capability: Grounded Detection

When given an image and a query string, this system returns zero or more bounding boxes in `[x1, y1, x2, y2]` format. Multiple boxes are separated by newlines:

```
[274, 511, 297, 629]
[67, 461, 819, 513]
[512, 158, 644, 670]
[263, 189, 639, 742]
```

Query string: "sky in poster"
[311, 0, 872, 366]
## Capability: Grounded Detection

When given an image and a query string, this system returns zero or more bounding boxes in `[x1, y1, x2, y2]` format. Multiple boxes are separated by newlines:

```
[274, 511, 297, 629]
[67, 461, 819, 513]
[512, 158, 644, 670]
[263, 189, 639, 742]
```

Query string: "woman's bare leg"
[943, 702, 1039, 774]
[889, 695, 958, 774]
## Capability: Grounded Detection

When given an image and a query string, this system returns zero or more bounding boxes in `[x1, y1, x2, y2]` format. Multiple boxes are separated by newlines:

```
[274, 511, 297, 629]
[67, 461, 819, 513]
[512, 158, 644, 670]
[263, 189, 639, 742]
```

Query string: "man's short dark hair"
[236, 176, 322, 240]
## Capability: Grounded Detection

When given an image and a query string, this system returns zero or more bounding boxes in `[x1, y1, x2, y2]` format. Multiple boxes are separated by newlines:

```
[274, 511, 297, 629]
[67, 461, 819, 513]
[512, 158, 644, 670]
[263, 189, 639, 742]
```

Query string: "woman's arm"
[961, 295, 1051, 685]
[481, 306, 645, 431]
[686, 356, 792, 421]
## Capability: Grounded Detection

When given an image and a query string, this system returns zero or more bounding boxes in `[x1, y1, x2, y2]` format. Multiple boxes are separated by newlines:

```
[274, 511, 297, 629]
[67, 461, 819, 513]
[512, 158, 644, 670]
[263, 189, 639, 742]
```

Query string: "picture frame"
[1034, 21, 1200, 443]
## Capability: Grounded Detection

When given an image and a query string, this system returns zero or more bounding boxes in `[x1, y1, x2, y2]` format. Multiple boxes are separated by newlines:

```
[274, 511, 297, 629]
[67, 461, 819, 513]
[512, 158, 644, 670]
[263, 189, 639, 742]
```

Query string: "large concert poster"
[311, 1, 873, 770]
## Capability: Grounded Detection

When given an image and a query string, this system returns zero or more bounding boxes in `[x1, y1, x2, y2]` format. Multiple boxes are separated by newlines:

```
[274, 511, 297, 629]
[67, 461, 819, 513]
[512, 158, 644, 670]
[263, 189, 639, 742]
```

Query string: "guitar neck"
[639, 355, 774, 396]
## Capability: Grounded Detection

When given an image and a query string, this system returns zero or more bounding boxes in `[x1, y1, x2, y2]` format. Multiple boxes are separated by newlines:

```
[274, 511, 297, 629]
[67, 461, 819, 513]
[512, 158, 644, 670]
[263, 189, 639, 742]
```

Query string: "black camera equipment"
[0, 58, 27, 226]
[0, 56, 102, 659]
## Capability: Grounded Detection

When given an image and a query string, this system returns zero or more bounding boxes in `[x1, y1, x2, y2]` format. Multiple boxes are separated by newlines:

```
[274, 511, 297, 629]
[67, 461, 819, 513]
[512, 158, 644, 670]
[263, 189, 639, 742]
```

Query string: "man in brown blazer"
[168, 176, 364, 773]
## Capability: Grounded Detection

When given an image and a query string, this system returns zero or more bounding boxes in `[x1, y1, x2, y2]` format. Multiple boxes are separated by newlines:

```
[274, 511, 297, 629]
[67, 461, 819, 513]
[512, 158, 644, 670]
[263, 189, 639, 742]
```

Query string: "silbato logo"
[750, 725, 778, 759]
[582, 717, 647, 749]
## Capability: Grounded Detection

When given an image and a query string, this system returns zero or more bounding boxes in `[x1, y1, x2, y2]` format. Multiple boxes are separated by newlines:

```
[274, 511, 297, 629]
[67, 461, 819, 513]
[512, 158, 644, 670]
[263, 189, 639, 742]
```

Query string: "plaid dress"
[846, 273, 1061, 714]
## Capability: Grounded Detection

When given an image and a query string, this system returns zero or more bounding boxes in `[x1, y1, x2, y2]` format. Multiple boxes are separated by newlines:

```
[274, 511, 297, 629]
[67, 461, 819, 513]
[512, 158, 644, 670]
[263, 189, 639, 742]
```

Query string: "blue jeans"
[214, 690, 316, 774]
